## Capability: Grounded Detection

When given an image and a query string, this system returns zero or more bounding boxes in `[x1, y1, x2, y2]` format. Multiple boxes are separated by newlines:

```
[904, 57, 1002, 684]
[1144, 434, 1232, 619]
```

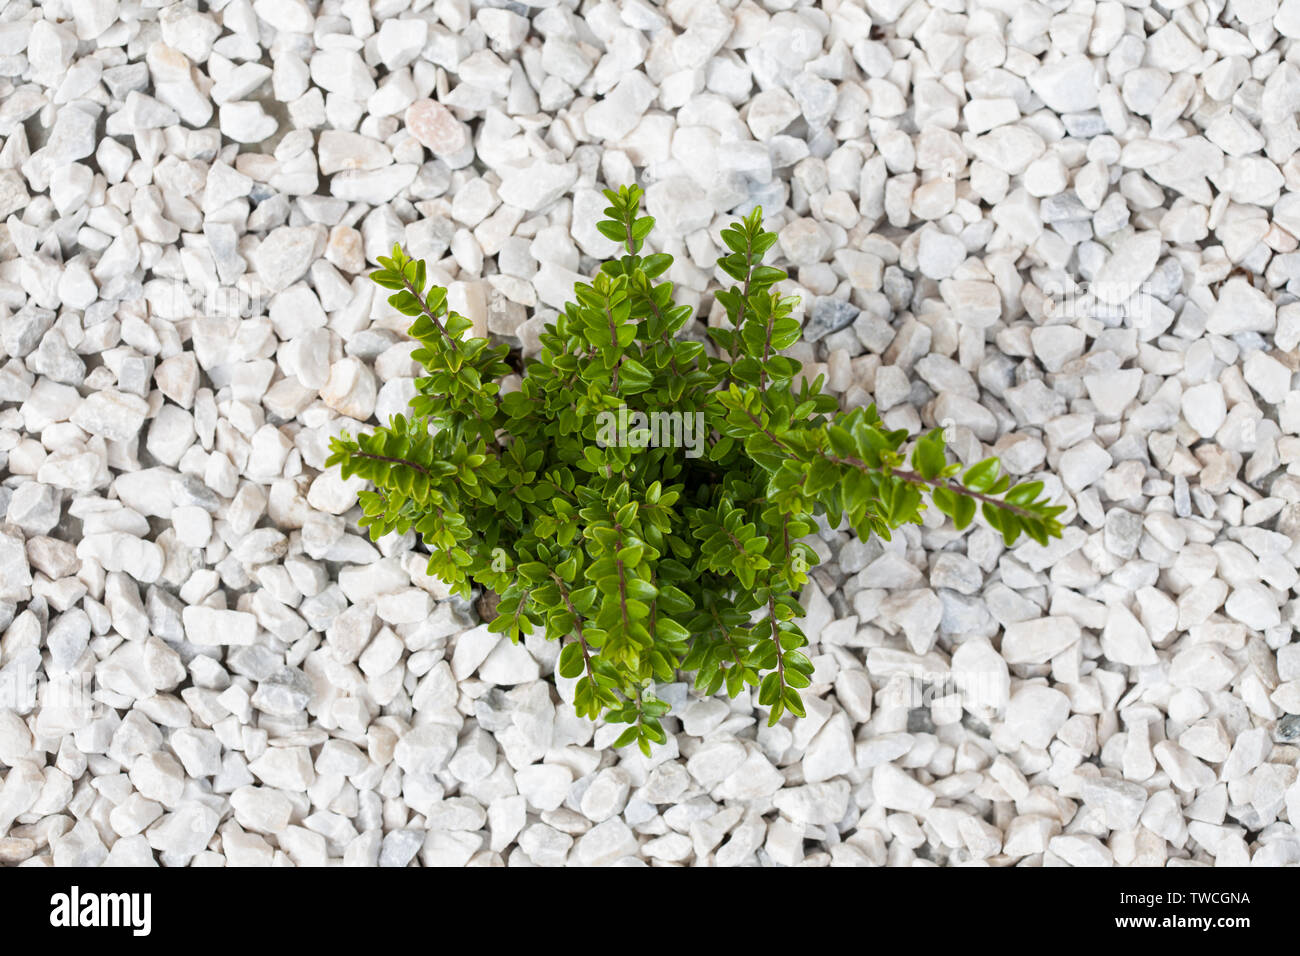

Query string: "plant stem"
[737, 409, 1040, 520]
[351, 451, 433, 476]
[552, 574, 597, 687]
[768, 595, 785, 697]
[401, 275, 459, 352]
[851, 464, 1040, 521]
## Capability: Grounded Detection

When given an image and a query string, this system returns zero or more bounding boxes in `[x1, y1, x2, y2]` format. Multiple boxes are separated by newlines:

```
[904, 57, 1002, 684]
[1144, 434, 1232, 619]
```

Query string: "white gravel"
[1, 0, 1299, 867]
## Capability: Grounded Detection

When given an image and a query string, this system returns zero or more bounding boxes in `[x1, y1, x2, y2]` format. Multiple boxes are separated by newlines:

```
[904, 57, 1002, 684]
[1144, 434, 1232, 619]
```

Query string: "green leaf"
[558, 641, 586, 679]
[913, 429, 946, 480]
[655, 618, 690, 643]
[963, 457, 1000, 492]
[782, 686, 805, 718]
[953, 494, 977, 530]
[597, 220, 626, 243]
[766, 698, 785, 726]
[618, 359, 654, 393]
[758, 671, 781, 707]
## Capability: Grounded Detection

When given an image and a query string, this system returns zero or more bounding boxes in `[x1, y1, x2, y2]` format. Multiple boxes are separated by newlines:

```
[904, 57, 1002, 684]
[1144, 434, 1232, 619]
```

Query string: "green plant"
[327, 185, 1066, 755]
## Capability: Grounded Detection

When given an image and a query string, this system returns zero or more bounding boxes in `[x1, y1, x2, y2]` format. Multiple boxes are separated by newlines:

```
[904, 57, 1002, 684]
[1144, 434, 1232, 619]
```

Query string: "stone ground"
[1, 0, 1300, 866]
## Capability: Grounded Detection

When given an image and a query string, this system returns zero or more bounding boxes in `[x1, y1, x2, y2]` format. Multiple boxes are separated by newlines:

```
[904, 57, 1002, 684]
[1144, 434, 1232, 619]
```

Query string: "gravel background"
[2, 0, 1300, 866]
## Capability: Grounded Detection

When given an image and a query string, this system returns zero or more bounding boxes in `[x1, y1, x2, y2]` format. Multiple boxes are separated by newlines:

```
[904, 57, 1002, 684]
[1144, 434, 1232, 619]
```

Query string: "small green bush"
[327, 185, 1065, 754]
